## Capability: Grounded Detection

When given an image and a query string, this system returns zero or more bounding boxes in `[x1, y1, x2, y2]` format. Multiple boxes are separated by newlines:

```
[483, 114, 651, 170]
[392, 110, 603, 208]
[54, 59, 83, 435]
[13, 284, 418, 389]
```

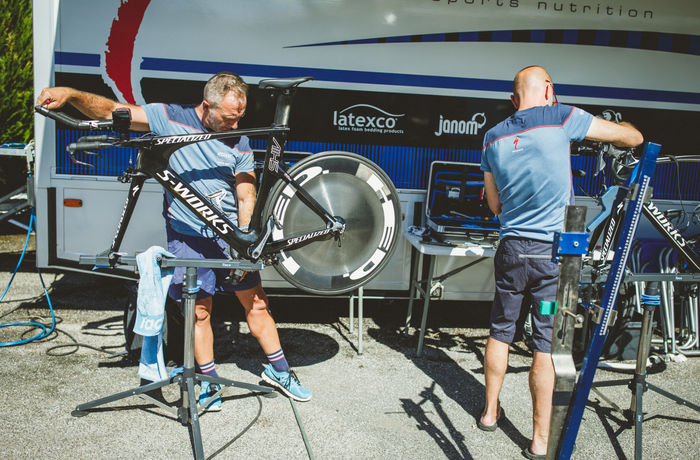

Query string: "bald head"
[511, 66, 555, 110]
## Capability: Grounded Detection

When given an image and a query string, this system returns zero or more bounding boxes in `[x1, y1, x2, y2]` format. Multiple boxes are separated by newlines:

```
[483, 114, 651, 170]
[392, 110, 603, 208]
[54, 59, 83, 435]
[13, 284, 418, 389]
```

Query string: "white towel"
[135, 246, 174, 382]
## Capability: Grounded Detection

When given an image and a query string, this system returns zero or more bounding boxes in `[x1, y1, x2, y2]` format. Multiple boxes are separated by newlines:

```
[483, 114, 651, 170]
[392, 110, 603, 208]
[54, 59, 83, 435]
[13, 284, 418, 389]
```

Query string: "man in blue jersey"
[37, 72, 312, 406]
[477, 65, 642, 459]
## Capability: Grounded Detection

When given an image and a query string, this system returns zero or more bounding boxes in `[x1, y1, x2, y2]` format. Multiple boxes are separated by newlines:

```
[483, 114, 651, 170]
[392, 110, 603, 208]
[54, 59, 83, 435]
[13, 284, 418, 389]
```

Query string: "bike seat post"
[272, 89, 295, 127]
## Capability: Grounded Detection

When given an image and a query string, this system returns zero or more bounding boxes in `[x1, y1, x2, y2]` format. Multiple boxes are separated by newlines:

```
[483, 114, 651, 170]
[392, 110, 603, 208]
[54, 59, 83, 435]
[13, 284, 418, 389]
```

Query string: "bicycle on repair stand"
[35, 76, 402, 296]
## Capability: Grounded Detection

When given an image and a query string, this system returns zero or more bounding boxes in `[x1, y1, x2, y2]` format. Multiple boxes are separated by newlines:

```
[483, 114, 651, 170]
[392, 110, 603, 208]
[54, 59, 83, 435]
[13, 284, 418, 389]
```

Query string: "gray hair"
[203, 72, 248, 107]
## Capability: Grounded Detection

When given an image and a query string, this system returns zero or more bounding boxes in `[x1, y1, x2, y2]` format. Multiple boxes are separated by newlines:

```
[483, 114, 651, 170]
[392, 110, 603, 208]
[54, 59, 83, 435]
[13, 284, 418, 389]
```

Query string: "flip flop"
[477, 406, 505, 431]
[522, 447, 545, 460]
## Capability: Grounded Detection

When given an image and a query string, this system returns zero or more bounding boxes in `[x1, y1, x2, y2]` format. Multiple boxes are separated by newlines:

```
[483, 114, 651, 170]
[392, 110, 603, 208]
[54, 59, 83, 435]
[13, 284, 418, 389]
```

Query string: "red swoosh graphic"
[105, 0, 151, 104]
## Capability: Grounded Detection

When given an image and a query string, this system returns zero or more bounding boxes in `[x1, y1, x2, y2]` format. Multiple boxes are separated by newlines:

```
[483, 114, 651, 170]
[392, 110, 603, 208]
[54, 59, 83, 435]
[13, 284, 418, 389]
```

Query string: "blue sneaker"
[261, 364, 312, 401]
[198, 380, 222, 412]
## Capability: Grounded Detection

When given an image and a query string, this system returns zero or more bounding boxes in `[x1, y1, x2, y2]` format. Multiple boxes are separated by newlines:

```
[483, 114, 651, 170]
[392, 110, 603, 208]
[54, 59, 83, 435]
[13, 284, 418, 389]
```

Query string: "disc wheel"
[263, 151, 401, 295]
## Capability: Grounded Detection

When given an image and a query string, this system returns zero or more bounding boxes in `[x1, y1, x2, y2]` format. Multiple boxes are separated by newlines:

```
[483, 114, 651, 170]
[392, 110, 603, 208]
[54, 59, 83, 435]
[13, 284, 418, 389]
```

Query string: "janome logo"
[434, 113, 487, 136]
[332, 104, 405, 134]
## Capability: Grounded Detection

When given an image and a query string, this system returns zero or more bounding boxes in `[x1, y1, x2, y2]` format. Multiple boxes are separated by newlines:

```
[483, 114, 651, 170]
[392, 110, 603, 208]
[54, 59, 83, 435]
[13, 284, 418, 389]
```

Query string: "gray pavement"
[0, 235, 699, 459]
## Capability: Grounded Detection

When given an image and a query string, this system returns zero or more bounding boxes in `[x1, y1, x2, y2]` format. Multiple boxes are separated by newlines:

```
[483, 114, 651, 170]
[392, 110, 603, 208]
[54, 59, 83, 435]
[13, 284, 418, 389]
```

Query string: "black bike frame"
[100, 82, 341, 264]
[588, 178, 700, 273]
[641, 201, 700, 271]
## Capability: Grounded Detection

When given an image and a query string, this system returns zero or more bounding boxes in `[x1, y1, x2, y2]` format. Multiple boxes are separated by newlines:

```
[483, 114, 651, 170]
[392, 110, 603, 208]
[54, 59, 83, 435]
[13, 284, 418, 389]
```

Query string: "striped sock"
[266, 349, 290, 372]
[198, 360, 219, 378]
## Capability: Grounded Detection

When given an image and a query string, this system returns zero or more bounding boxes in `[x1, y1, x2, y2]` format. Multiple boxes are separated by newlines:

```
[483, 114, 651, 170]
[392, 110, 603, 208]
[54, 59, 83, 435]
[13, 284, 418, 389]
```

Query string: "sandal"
[477, 405, 505, 431]
[522, 447, 545, 460]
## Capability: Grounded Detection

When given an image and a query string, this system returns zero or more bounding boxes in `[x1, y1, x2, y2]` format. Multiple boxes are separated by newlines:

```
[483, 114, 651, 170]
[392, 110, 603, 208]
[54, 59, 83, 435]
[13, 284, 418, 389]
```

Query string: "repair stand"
[590, 282, 700, 460]
[549, 142, 662, 459]
[71, 255, 276, 460]
[546, 205, 588, 459]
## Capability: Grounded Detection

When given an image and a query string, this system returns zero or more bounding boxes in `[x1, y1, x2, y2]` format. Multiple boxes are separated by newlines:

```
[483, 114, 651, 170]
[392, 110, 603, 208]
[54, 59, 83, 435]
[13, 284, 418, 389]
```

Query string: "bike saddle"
[259, 76, 313, 90]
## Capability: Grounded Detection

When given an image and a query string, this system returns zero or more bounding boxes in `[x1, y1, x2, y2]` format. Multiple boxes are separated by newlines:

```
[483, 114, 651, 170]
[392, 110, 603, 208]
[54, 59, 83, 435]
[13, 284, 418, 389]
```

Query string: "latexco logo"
[332, 104, 405, 134]
[434, 113, 487, 136]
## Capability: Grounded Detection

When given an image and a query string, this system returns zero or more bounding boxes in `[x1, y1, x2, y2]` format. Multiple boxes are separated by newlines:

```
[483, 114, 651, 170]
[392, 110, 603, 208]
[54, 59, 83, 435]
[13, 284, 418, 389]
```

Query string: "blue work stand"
[71, 254, 276, 460]
[548, 142, 672, 460]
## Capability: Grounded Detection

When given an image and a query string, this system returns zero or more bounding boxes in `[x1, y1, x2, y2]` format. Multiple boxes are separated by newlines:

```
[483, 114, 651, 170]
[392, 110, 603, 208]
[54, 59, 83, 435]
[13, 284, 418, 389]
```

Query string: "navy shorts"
[166, 229, 261, 301]
[491, 237, 558, 353]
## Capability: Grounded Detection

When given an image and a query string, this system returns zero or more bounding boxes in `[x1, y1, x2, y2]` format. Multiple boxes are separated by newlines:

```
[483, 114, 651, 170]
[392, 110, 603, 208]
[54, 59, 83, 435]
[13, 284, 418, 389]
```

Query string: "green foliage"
[0, 0, 33, 145]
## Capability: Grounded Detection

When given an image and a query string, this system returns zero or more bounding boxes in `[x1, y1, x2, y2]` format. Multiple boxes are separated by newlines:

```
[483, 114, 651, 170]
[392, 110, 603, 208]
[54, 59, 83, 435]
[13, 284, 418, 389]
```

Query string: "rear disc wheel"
[264, 151, 401, 295]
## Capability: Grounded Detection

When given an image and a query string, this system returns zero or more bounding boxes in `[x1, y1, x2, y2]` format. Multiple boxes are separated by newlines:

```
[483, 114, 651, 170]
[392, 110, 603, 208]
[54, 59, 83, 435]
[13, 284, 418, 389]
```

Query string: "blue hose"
[0, 210, 56, 346]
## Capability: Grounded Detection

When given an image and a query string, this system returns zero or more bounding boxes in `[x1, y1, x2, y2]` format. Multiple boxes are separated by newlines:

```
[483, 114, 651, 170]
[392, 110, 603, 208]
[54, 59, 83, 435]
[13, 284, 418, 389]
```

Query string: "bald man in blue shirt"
[478, 65, 642, 459]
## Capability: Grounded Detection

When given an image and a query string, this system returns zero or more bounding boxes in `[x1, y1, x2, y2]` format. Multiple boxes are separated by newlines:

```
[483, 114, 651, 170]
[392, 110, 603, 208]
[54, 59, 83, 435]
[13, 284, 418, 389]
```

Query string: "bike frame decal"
[268, 136, 282, 172]
[110, 174, 146, 253]
[643, 202, 700, 271]
[597, 199, 625, 265]
[155, 169, 236, 235]
[645, 202, 687, 247]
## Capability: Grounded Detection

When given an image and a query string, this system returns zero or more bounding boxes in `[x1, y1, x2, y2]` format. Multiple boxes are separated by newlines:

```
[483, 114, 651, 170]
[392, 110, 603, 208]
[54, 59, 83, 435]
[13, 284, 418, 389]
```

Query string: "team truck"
[32, 0, 700, 300]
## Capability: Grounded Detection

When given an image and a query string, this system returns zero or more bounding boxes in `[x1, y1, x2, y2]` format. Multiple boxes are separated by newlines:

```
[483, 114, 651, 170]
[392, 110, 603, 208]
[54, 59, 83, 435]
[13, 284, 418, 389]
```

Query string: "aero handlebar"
[35, 106, 134, 163]
[34, 105, 123, 131]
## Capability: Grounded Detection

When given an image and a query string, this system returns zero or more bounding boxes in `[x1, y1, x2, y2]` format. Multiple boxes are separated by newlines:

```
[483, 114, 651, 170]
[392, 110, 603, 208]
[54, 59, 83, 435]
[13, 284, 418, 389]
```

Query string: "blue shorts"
[491, 237, 558, 353]
[166, 228, 261, 301]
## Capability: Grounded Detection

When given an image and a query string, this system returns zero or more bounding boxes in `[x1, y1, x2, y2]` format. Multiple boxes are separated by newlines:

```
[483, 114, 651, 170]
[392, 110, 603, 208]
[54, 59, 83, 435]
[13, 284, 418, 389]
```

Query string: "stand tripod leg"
[185, 369, 204, 460]
[72, 377, 174, 416]
[199, 374, 275, 399]
[629, 282, 660, 460]
[181, 266, 205, 460]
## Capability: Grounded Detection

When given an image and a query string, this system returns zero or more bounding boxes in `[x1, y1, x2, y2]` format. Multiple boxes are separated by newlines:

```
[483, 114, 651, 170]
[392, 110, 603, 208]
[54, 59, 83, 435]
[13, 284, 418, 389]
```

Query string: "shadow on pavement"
[368, 299, 531, 459]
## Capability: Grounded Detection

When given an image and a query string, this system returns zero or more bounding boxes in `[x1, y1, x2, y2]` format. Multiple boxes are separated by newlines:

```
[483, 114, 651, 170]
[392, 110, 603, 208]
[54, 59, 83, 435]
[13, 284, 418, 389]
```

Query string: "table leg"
[358, 286, 363, 355]
[416, 255, 436, 357]
[405, 250, 422, 335]
[349, 293, 355, 334]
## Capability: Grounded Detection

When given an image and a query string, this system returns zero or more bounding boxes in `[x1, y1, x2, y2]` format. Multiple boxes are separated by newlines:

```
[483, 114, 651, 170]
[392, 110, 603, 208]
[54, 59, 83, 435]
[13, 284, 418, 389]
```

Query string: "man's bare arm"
[483, 171, 502, 216]
[36, 87, 151, 132]
[235, 172, 257, 228]
[584, 118, 643, 148]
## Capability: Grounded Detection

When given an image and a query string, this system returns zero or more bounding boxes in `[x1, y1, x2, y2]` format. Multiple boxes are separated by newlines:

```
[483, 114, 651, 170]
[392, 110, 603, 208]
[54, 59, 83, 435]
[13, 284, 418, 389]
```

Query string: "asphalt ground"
[0, 224, 698, 459]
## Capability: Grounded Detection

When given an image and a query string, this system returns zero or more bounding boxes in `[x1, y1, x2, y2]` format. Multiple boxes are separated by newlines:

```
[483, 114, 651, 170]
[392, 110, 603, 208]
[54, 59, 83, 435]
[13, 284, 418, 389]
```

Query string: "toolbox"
[424, 161, 500, 243]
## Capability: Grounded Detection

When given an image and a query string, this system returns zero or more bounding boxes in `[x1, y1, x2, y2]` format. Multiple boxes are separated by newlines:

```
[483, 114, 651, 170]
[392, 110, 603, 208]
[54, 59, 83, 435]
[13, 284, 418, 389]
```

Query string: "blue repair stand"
[549, 142, 661, 459]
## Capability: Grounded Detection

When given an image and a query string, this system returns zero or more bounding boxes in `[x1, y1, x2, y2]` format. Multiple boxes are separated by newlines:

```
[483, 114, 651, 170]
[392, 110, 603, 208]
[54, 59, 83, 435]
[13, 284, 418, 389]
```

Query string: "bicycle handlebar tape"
[34, 105, 50, 116]
[77, 135, 115, 143]
[67, 141, 106, 152]
[35, 105, 82, 129]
